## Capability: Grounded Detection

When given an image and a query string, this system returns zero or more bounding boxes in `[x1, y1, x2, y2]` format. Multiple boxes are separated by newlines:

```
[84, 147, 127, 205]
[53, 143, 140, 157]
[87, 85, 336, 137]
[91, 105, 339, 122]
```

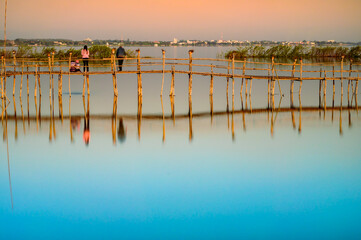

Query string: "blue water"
[1, 47, 361, 239]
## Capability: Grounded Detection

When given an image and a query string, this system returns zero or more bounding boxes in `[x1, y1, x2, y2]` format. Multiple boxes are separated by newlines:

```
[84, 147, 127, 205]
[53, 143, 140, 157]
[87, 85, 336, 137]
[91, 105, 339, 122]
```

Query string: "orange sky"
[1, 0, 361, 41]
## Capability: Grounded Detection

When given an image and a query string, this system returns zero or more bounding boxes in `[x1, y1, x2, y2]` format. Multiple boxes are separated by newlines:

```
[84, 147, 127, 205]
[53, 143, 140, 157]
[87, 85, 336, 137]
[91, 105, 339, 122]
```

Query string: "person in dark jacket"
[116, 43, 126, 71]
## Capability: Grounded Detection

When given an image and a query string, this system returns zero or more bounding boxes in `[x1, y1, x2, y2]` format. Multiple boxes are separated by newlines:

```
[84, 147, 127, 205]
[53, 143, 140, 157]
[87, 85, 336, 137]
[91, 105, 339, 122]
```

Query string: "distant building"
[84, 38, 92, 42]
[172, 38, 178, 44]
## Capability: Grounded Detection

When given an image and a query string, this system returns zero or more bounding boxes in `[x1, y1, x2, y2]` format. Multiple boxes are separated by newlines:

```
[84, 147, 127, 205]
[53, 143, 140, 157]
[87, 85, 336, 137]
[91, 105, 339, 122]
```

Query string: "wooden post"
[169, 65, 175, 96]
[240, 57, 246, 95]
[20, 61, 24, 96]
[299, 58, 303, 96]
[48, 54, 52, 97]
[12, 50, 16, 96]
[340, 56, 344, 96]
[333, 64, 335, 95]
[188, 50, 193, 96]
[87, 75, 90, 96]
[319, 67, 322, 107]
[136, 49, 142, 96]
[27, 65, 29, 96]
[226, 61, 230, 97]
[249, 77, 253, 96]
[324, 70, 327, 96]
[111, 48, 118, 96]
[232, 53, 235, 96]
[58, 71, 63, 96]
[271, 56, 275, 96]
[160, 49, 165, 96]
[209, 64, 214, 96]
[68, 52, 72, 97]
[34, 64, 38, 97]
[82, 74, 86, 97]
[37, 65, 41, 96]
[348, 59, 352, 106]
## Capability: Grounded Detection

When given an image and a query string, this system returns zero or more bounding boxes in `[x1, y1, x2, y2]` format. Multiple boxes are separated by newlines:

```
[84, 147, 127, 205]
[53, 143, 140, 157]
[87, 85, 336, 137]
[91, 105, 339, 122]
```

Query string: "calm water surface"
[1, 47, 361, 239]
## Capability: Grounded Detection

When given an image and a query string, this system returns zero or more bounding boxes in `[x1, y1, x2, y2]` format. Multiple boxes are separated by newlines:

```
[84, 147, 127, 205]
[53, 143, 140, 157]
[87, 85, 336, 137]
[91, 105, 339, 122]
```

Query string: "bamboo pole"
[48, 54, 52, 97]
[341, 56, 344, 96]
[249, 77, 253, 96]
[34, 64, 38, 97]
[226, 61, 230, 97]
[299, 58, 303, 96]
[348, 59, 352, 104]
[232, 53, 235, 96]
[136, 49, 142, 96]
[37, 65, 41, 96]
[271, 56, 275, 96]
[169, 65, 175, 96]
[27, 65, 29, 96]
[58, 71, 63, 96]
[87, 75, 90, 96]
[160, 49, 165, 96]
[319, 67, 322, 107]
[188, 50, 193, 96]
[240, 57, 246, 96]
[12, 51, 16, 96]
[82, 74, 86, 97]
[68, 53, 72, 97]
[209, 64, 214, 96]
[20, 61, 24, 96]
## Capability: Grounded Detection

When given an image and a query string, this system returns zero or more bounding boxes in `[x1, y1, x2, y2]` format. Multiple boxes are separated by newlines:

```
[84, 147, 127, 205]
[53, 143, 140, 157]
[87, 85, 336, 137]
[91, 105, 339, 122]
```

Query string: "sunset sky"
[1, 0, 361, 41]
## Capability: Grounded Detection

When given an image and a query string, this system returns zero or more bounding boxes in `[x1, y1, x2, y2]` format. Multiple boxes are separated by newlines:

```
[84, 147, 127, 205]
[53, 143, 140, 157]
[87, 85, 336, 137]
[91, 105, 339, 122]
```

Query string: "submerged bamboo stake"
[209, 64, 214, 96]
[160, 49, 165, 96]
[188, 50, 193, 96]
[169, 65, 175, 96]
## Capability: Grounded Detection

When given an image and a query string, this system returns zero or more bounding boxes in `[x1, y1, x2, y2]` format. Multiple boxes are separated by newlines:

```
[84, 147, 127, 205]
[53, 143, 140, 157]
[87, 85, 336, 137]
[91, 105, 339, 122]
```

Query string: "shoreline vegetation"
[0, 45, 136, 59]
[224, 45, 361, 61]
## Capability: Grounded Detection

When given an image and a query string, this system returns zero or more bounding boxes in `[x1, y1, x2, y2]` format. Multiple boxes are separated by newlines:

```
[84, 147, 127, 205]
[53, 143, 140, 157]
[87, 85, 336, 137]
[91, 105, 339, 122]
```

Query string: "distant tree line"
[225, 45, 361, 60]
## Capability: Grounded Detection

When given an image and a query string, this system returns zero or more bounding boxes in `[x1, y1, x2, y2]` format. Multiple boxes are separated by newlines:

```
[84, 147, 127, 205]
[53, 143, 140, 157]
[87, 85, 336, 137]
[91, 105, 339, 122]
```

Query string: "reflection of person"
[116, 43, 126, 71]
[71, 117, 81, 130]
[118, 118, 127, 143]
[83, 117, 90, 145]
[81, 45, 90, 72]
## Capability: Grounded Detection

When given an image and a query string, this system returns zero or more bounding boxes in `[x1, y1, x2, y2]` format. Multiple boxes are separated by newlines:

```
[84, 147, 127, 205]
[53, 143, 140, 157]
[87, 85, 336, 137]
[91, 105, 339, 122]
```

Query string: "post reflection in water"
[161, 96, 165, 142]
[170, 95, 175, 126]
[112, 95, 118, 145]
[13, 96, 18, 140]
[19, 95, 25, 134]
[298, 95, 302, 134]
[137, 95, 142, 140]
[188, 95, 193, 141]
[83, 95, 90, 146]
[209, 95, 213, 125]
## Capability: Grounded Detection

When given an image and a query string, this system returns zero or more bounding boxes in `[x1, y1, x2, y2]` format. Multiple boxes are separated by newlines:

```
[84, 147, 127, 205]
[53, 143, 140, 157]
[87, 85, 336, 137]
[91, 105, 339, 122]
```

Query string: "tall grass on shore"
[224, 45, 361, 60]
[0, 45, 136, 59]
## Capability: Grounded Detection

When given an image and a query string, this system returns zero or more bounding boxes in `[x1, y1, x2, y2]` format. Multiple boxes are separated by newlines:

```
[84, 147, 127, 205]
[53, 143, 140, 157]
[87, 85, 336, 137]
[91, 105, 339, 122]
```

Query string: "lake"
[1, 46, 361, 239]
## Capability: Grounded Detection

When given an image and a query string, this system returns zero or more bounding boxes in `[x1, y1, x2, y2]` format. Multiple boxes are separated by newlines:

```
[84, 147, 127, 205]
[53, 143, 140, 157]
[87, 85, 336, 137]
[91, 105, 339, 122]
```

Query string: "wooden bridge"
[0, 49, 360, 116]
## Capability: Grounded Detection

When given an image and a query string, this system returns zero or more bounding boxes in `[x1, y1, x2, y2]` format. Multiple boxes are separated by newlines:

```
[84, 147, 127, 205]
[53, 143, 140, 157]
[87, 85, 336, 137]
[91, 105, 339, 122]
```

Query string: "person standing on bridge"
[116, 43, 126, 71]
[81, 45, 90, 72]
